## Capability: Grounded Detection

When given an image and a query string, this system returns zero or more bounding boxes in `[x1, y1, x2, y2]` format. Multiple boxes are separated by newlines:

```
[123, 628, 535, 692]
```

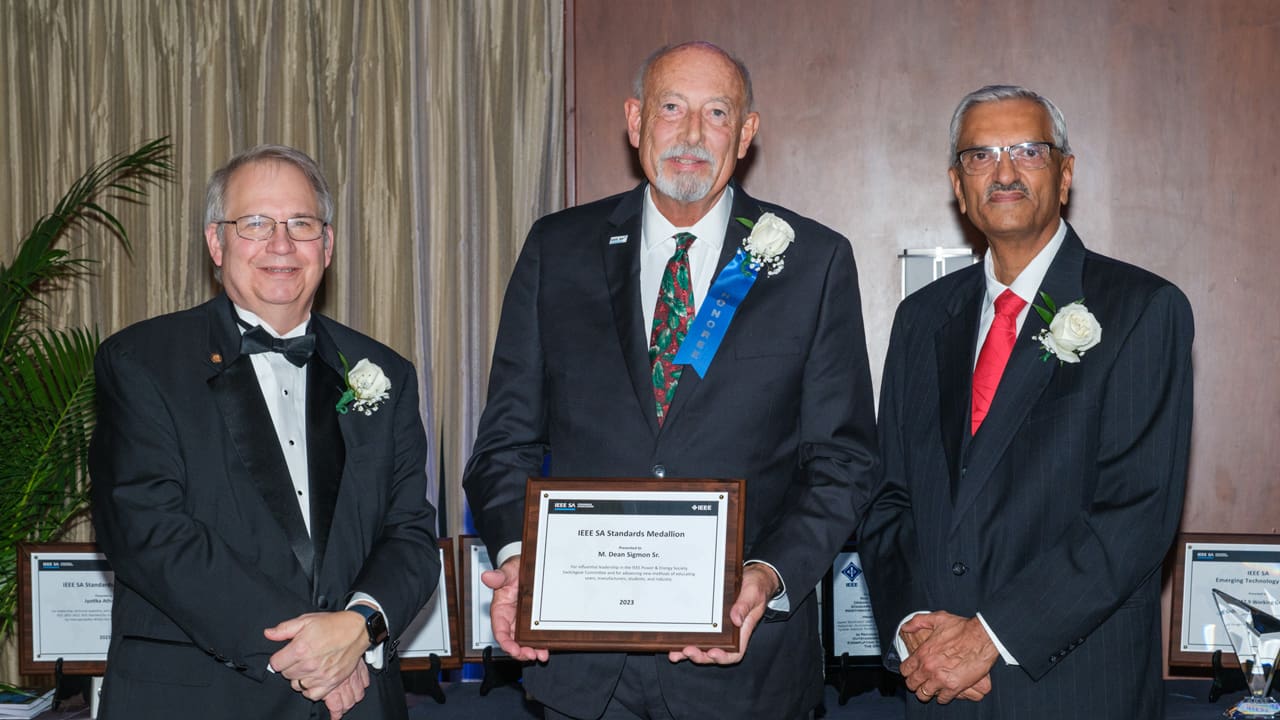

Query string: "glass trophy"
[1213, 588, 1280, 718]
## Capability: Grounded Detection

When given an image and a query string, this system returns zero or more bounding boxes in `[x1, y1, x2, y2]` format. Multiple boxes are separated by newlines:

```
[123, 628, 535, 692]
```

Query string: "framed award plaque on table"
[1169, 532, 1280, 668]
[399, 538, 462, 670]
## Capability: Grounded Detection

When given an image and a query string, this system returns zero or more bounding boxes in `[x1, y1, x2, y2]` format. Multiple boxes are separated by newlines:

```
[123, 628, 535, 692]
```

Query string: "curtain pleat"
[0, 0, 563, 681]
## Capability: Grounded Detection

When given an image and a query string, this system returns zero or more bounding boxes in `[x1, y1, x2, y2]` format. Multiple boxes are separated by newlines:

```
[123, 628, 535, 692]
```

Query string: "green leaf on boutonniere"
[335, 352, 354, 414]
[735, 216, 754, 230]
[1033, 291, 1057, 325]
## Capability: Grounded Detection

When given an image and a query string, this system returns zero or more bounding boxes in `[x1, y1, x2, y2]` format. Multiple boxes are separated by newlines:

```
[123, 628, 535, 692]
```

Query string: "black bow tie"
[239, 325, 316, 367]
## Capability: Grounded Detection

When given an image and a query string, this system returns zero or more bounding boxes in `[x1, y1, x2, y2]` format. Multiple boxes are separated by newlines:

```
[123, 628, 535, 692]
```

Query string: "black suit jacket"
[860, 227, 1194, 719]
[90, 295, 439, 720]
[463, 183, 879, 719]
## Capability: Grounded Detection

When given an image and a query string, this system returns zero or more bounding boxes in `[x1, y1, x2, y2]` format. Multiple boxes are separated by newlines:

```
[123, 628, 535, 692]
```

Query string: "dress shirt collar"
[232, 304, 310, 339]
[982, 218, 1067, 307]
[641, 185, 734, 253]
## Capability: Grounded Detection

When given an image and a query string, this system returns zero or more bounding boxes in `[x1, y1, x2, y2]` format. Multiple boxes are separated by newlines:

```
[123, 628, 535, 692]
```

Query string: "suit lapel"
[950, 228, 1087, 527]
[934, 275, 984, 499]
[603, 185, 660, 438]
[205, 298, 316, 583]
[306, 319, 347, 584]
[662, 186, 757, 427]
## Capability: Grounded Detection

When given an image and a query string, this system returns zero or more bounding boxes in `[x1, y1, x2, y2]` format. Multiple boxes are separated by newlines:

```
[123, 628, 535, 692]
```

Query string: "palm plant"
[0, 138, 173, 634]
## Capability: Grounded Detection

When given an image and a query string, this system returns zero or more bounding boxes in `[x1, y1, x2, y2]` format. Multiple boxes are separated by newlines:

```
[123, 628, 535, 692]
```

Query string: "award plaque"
[18, 542, 112, 675]
[1213, 589, 1280, 718]
[823, 548, 880, 659]
[459, 535, 507, 659]
[1170, 533, 1280, 667]
[399, 538, 462, 670]
[515, 477, 744, 652]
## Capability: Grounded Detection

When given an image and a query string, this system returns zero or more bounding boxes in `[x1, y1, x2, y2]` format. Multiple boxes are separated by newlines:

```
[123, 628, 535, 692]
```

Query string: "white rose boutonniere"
[736, 212, 795, 277]
[1033, 292, 1101, 364]
[336, 355, 391, 415]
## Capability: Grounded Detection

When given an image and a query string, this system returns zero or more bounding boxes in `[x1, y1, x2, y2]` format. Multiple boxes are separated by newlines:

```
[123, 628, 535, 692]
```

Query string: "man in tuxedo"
[860, 85, 1194, 718]
[90, 145, 438, 720]
[463, 41, 878, 719]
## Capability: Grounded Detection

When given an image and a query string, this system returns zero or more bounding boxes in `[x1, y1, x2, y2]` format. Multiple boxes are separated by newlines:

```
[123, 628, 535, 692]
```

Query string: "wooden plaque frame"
[400, 538, 462, 670]
[1169, 532, 1280, 668]
[515, 477, 744, 652]
[18, 542, 110, 675]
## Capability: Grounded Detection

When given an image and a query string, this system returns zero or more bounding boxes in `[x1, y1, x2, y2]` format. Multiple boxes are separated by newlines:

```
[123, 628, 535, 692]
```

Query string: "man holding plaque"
[464, 41, 878, 720]
[860, 85, 1194, 718]
[90, 146, 439, 719]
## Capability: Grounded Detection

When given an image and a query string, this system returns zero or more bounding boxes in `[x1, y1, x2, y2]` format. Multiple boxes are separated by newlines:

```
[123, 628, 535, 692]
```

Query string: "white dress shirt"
[639, 185, 732, 334]
[235, 308, 313, 532]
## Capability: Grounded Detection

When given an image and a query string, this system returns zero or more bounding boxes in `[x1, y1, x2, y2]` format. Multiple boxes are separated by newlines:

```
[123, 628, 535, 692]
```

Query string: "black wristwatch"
[348, 604, 389, 648]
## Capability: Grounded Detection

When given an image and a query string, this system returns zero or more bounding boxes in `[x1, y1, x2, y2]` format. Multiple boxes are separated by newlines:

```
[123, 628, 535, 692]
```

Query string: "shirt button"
[951, 562, 968, 576]
[288, 440, 295, 446]
[651, 464, 666, 478]
[282, 389, 289, 396]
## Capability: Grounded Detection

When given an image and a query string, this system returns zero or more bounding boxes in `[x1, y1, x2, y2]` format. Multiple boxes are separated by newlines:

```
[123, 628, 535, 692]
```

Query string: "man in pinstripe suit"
[860, 85, 1194, 719]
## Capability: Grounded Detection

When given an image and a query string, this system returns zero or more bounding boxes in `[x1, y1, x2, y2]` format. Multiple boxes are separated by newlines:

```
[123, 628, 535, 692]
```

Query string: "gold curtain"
[422, 0, 565, 538]
[0, 0, 563, 681]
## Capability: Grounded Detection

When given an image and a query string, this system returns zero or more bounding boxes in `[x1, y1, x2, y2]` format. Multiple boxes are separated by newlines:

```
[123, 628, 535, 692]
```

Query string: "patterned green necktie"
[649, 232, 696, 426]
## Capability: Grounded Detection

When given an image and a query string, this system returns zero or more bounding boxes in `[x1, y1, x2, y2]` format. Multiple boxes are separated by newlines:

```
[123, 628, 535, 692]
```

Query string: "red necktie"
[971, 289, 1026, 434]
[649, 232, 696, 426]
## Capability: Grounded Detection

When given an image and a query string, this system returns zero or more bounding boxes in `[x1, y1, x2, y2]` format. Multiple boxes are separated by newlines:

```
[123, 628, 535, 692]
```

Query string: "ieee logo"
[841, 561, 862, 584]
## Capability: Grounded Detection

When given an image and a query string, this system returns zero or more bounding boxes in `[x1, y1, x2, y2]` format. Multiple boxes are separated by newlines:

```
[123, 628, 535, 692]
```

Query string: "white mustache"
[660, 144, 713, 164]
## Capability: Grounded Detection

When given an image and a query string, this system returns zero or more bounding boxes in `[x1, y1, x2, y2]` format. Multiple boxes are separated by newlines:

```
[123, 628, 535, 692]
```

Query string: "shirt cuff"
[348, 593, 388, 670]
[494, 542, 521, 569]
[744, 559, 789, 613]
[893, 610, 929, 661]
[976, 612, 1018, 665]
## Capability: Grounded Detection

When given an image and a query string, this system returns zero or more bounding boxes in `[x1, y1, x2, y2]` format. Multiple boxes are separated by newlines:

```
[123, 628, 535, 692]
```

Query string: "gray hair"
[205, 144, 334, 230]
[948, 85, 1072, 164]
[632, 41, 755, 113]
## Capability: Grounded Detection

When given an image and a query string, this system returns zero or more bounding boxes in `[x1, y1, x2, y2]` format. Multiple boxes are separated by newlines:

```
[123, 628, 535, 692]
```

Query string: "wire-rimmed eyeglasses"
[215, 215, 328, 242]
[955, 142, 1059, 175]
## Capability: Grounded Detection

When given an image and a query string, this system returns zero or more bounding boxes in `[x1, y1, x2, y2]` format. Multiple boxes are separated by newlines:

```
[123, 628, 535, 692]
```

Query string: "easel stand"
[1210, 649, 1249, 702]
[820, 652, 897, 716]
[478, 646, 522, 696]
[401, 655, 446, 704]
[51, 658, 91, 710]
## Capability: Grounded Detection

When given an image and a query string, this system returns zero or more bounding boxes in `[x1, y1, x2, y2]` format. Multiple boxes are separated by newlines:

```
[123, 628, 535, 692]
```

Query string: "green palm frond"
[0, 138, 173, 635]
[0, 329, 99, 632]
[0, 137, 172, 358]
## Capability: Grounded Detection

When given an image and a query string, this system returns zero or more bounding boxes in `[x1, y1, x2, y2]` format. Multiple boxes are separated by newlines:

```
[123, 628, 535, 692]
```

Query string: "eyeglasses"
[955, 142, 1059, 175]
[216, 215, 327, 242]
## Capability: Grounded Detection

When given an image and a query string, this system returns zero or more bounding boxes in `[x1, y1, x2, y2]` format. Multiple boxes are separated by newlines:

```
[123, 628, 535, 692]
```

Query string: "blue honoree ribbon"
[673, 247, 758, 377]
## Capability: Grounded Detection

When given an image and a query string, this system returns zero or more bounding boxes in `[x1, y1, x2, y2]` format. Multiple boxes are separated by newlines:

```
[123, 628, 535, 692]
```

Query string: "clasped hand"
[265, 610, 371, 719]
[898, 611, 997, 704]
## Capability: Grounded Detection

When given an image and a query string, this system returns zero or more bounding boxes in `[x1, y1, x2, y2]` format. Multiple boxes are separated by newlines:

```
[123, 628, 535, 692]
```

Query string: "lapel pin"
[609, 235, 628, 245]
[210, 353, 222, 364]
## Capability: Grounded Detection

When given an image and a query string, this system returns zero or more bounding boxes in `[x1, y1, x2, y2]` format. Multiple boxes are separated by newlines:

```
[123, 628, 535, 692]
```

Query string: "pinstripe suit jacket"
[860, 226, 1193, 719]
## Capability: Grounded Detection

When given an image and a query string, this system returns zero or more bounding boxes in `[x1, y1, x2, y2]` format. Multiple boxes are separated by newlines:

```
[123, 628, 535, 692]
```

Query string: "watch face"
[366, 611, 388, 646]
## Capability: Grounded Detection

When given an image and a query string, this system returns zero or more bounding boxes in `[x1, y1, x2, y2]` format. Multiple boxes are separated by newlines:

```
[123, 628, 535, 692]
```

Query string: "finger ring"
[298, 679, 307, 691]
